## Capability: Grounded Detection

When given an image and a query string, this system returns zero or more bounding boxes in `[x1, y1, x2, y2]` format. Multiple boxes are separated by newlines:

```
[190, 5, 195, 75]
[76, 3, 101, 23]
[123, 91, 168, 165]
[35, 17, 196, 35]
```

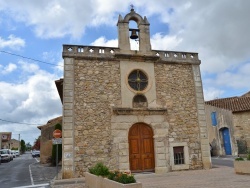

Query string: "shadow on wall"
[211, 138, 218, 156]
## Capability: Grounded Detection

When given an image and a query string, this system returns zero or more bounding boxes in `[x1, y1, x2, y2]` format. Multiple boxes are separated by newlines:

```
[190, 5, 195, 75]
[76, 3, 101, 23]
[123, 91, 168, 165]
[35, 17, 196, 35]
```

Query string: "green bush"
[88, 162, 136, 184]
[89, 162, 110, 177]
[247, 151, 250, 161]
[52, 123, 62, 166]
[108, 171, 136, 184]
[235, 157, 244, 161]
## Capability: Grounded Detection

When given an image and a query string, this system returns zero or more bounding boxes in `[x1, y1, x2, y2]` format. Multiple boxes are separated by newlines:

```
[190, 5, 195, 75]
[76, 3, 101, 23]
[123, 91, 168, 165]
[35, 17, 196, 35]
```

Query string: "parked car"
[15, 150, 20, 157]
[8, 149, 13, 161]
[11, 150, 16, 158]
[32, 150, 40, 158]
[0, 149, 11, 162]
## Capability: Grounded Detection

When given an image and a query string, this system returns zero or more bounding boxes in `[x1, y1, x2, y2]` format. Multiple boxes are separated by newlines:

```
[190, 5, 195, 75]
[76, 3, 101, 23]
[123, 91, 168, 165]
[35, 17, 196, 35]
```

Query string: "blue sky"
[0, 0, 250, 145]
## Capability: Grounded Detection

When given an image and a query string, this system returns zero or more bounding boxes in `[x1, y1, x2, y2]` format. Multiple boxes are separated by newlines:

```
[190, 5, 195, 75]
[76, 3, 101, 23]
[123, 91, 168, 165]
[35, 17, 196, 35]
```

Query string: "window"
[173, 146, 184, 165]
[133, 95, 147, 108]
[128, 70, 148, 91]
[211, 112, 217, 126]
[170, 142, 189, 170]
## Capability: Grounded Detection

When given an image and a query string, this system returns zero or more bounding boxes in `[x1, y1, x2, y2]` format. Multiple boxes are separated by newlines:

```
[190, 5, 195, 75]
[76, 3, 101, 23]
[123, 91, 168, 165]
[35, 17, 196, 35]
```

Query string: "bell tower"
[117, 8, 151, 53]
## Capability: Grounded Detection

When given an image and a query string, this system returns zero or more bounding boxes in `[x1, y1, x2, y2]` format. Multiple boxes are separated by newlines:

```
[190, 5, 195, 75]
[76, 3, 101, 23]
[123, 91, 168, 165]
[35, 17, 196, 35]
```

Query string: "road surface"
[0, 152, 57, 188]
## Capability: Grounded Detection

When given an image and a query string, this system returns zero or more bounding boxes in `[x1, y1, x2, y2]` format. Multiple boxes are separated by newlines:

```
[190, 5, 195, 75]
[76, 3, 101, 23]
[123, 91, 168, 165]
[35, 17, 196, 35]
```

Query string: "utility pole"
[0, 133, 2, 149]
[18, 134, 20, 151]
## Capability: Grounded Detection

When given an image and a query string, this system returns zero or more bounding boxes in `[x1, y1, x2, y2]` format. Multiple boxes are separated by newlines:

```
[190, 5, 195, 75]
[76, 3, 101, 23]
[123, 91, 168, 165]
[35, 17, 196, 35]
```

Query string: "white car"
[0, 149, 11, 162]
[15, 150, 20, 156]
[32, 150, 40, 158]
[11, 150, 17, 158]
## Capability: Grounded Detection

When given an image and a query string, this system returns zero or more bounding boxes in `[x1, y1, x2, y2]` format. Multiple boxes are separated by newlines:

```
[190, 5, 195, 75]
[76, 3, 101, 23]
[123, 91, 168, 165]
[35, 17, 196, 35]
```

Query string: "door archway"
[128, 123, 155, 172]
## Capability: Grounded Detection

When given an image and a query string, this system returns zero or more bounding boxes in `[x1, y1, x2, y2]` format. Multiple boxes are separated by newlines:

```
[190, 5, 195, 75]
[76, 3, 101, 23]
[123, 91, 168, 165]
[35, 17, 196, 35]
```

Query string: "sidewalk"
[30, 162, 61, 185]
[135, 165, 250, 188]
[50, 165, 250, 188]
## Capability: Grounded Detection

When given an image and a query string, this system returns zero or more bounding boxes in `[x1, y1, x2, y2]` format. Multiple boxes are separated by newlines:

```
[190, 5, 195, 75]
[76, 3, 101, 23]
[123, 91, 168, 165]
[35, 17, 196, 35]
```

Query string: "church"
[59, 8, 211, 178]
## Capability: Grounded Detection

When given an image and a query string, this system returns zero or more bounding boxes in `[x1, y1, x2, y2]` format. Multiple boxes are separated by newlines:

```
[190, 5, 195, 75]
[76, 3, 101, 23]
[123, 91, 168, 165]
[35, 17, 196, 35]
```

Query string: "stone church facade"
[61, 9, 211, 178]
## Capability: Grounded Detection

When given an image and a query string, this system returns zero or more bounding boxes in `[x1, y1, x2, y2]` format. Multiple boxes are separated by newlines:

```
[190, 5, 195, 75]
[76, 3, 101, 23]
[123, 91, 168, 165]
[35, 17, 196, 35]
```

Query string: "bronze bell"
[130, 29, 138, 40]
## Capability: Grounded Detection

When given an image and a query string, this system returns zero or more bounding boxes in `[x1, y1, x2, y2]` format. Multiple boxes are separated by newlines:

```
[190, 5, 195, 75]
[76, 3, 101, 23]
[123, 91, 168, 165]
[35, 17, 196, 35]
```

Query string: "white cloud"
[0, 63, 17, 74]
[18, 60, 40, 73]
[164, 1, 250, 75]
[0, 35, 25, 50]
[151, 33, 182, 51]
[54, 60, 64, 74]
[0, 61, 62, 144]
[203, 87, 224, 101]
[91, 37, 118, 47]
[215, 63, 250, 88]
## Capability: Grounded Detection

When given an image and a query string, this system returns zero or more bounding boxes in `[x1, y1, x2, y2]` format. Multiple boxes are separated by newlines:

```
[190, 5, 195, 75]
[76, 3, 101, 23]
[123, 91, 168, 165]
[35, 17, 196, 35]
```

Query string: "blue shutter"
[211, 112, 217, 126]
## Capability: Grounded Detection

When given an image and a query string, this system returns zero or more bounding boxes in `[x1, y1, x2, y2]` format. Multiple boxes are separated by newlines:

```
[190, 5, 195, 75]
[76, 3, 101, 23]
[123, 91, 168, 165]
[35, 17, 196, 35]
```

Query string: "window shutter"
[211, 112, 217, 126]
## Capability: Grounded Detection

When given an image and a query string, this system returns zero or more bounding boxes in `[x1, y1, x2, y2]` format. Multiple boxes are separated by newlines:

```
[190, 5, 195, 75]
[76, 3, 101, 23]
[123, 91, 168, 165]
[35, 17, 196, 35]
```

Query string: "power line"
[0, 50, 63, 67]
[0, 118, 42, 126]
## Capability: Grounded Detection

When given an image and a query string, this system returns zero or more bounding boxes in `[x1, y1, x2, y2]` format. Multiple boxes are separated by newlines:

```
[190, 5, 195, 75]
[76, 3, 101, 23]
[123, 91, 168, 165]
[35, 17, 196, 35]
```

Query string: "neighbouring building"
[38, 116, 62, 164]
[205, 93, 250, 156]
[58, 9, 211, 179]
[0, 132, 12, 149]
[10, 139, 20, 150]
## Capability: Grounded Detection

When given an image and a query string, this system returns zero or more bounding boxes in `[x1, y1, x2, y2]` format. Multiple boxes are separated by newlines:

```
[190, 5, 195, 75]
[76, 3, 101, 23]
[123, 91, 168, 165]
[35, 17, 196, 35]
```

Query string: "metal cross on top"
[130, 4, 134, 10]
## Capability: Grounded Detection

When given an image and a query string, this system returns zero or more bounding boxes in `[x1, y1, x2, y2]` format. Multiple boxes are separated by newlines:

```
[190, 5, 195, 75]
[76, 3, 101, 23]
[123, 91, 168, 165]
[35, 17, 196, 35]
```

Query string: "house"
[59, 8, 211, 179]
[205, 93, 250, 156]
[38, 116, 62, 164]
[9, 139, 20, 150]
[0, 132, 12, 149]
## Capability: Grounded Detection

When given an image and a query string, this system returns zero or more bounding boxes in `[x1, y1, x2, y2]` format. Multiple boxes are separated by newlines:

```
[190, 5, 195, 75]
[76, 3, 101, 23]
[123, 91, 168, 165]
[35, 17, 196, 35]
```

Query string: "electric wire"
[0, 118, 42, 126]
[0, 50, 63, 67]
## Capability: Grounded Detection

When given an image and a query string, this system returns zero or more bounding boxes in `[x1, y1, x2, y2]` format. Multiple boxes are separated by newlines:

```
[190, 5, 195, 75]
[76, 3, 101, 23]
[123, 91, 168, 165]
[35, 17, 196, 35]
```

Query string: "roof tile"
[205, 97, 250, 112]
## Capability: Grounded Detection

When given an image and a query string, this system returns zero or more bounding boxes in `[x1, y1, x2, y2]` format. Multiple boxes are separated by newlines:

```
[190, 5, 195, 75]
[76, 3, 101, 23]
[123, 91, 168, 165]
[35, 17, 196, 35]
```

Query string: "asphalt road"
[211, 156, 234, 167]
[0, 152, 57, 188]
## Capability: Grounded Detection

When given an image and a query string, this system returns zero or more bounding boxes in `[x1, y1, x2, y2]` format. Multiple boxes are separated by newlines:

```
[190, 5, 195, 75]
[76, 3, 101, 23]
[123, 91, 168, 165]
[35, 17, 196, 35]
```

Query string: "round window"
[128, 70, 148, 91]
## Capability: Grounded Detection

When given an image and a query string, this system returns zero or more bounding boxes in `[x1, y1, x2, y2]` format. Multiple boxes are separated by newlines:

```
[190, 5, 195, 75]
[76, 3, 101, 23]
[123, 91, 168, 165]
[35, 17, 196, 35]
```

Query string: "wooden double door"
[129, 123, 155, 172]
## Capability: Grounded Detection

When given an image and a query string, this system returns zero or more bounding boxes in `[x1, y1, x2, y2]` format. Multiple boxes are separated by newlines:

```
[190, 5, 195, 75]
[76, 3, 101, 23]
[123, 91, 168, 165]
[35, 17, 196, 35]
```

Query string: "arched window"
[133, 94, 147, 108]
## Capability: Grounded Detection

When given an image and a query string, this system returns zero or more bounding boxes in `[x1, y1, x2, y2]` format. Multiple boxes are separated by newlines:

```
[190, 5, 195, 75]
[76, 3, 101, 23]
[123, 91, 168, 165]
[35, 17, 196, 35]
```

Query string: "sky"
[0, 0, 250, 145]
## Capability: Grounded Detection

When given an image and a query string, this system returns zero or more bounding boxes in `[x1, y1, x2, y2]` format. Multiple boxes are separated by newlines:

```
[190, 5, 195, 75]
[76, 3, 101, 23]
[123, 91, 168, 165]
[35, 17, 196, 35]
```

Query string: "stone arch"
[124, 11, 144, 25]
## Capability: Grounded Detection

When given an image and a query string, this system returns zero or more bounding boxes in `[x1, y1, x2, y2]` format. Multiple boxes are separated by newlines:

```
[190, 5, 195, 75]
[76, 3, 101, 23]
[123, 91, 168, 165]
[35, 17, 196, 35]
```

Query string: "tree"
[52, 123, 62, 166]
[26, 142, 32, 151]
[20, 140, 26, 154]
[33, 136, 40, 150]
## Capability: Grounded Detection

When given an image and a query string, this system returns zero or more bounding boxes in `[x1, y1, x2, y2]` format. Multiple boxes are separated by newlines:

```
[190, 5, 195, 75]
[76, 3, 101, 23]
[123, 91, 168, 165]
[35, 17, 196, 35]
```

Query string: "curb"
[50, 178, 85, 188]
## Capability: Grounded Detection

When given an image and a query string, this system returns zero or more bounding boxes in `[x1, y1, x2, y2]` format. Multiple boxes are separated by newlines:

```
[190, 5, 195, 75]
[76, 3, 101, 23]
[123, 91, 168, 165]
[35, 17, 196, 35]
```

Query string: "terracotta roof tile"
[205, 97, 250, 112]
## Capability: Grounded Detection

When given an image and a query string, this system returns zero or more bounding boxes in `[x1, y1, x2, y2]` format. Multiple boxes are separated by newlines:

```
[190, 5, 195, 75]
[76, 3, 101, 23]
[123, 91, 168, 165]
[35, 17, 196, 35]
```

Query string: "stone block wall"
[73, 59, 121, 177]
[40, 140, 53, 164]
[233, 111, 250, 149]
[155, 63, 203, 169]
